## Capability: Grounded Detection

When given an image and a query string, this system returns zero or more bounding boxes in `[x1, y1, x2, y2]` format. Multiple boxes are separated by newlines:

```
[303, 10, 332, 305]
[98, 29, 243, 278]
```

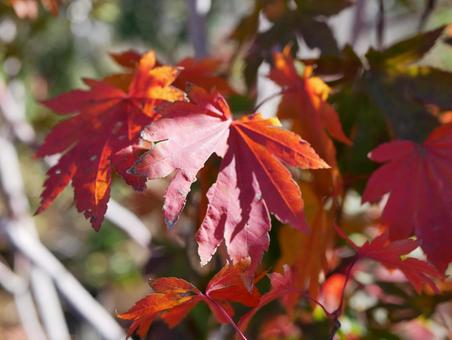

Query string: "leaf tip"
[163, 216, 177, 229]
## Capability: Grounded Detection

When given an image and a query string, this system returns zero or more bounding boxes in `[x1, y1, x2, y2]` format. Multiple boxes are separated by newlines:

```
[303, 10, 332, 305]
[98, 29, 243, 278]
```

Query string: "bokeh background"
[0, 0, 451, 339]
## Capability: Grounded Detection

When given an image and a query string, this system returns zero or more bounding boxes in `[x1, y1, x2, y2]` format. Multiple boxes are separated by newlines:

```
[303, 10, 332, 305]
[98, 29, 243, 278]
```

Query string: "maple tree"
[2, 1, 451, 339]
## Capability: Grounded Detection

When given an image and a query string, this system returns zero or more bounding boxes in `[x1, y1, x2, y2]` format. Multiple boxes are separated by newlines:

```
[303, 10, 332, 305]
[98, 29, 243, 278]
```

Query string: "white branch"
[0, 78, 151, 249]
[0, 253, 47, 340]
[106, 199, 151, 247]
[0, 259, 27, 295]
[3, 219, 125, 340]
[0, 130, 71, 340]
[14, 285, 48, 340]
[31, 267, 71, 340]
[0, 81, 35, 144]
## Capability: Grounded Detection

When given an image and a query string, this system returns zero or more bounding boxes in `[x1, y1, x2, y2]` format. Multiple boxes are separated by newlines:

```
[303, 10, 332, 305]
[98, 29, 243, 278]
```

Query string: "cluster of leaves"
[31, 1, 452, 339]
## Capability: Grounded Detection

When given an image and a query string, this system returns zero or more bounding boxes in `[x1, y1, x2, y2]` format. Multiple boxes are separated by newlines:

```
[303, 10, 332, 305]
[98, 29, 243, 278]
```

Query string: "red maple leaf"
[36, 51, 185, 229]
[239, 266, 295, 332]
[174, 57, 234, 95]
[319, 273, 347, 313]
[335, 226, 442, 293]
[362, 123, 452, 273]
[110, 50, 234, 94]
[131, 85, 329, 272]
[117, 261, 260, 339]
[258, 315, 301, 340]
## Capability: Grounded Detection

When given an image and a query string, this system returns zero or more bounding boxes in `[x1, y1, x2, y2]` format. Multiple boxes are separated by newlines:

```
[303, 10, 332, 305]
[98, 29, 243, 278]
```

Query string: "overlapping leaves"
[36, 51, 184, 229]
[118, 261, 260, 339]
[132, 85, 329, 272]
[33, 18, 452, 339]
[229, 0, 352, 88]
[335, 226, 442, 292]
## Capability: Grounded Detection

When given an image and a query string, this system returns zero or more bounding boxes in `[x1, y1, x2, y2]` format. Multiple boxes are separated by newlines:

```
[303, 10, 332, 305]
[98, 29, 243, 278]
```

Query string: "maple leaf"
[173, 57, 234, 95]
[118, 277, 202, 338]
[362, 123, 452, 273]
[335, 226, 442, 293]
[258, 315, 301, 340]
[276, 183, 335, 301]
[117, 261, 259, 339]
[239, 266, 295, 332]
[110, 50, 234, 94]
[239, 266, 349, 337]
[236, 0, 351, 88]
[269, 47, 351, 163]
[110, 50, 142, 69]
[269, 47, 351, 197]
[319, 273, 347, 312]
[36, 51, 185, 229]
[132, 85, 329, 271]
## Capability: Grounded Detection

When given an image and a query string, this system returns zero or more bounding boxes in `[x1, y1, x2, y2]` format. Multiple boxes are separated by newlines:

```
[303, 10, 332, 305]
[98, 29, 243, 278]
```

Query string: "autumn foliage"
[24, 1, 452, 339]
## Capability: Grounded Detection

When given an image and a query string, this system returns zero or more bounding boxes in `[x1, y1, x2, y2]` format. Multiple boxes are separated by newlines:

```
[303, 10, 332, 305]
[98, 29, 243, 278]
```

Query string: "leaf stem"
[204, 295, 247, 340]
[253, 88, 292, 112]
[336, 259, 356, 314]
[304, 295, 332, 318]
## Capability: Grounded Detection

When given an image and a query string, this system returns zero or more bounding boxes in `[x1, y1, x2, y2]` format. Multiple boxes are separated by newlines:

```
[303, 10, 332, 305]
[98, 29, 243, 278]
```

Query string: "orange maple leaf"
[36, 51, 185, 229]
[269, 47, 351, 196]
[110, 50, 234, 95]
[276, 183, 335, 302]
[118, 261, 259, 339]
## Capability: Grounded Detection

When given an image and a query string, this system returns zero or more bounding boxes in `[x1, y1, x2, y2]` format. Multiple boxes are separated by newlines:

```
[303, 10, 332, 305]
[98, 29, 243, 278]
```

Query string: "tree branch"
[2, 218, 125, 340]
[106, 199, 151, 248]
[0, 127, 71, 340]
[0, 78, 151, 249]
[186, 0, 209, 58]
[0, 128, 124, 339]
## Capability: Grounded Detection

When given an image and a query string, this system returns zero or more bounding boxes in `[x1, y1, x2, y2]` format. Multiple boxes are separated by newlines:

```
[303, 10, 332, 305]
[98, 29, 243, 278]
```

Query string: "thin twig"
[418, 0, 437, 31]
[377, 0, 385, 49]
[328, 260, 356, 339]
[304, 294, 332, 317]
[253, 89, 287, 112]
[335, 260, 356, 315]
[350, 0, 366, 45]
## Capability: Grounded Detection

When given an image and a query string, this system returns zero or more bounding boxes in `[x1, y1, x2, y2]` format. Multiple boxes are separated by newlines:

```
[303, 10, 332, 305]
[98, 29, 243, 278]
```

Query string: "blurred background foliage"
[0, 0, 452, 339]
